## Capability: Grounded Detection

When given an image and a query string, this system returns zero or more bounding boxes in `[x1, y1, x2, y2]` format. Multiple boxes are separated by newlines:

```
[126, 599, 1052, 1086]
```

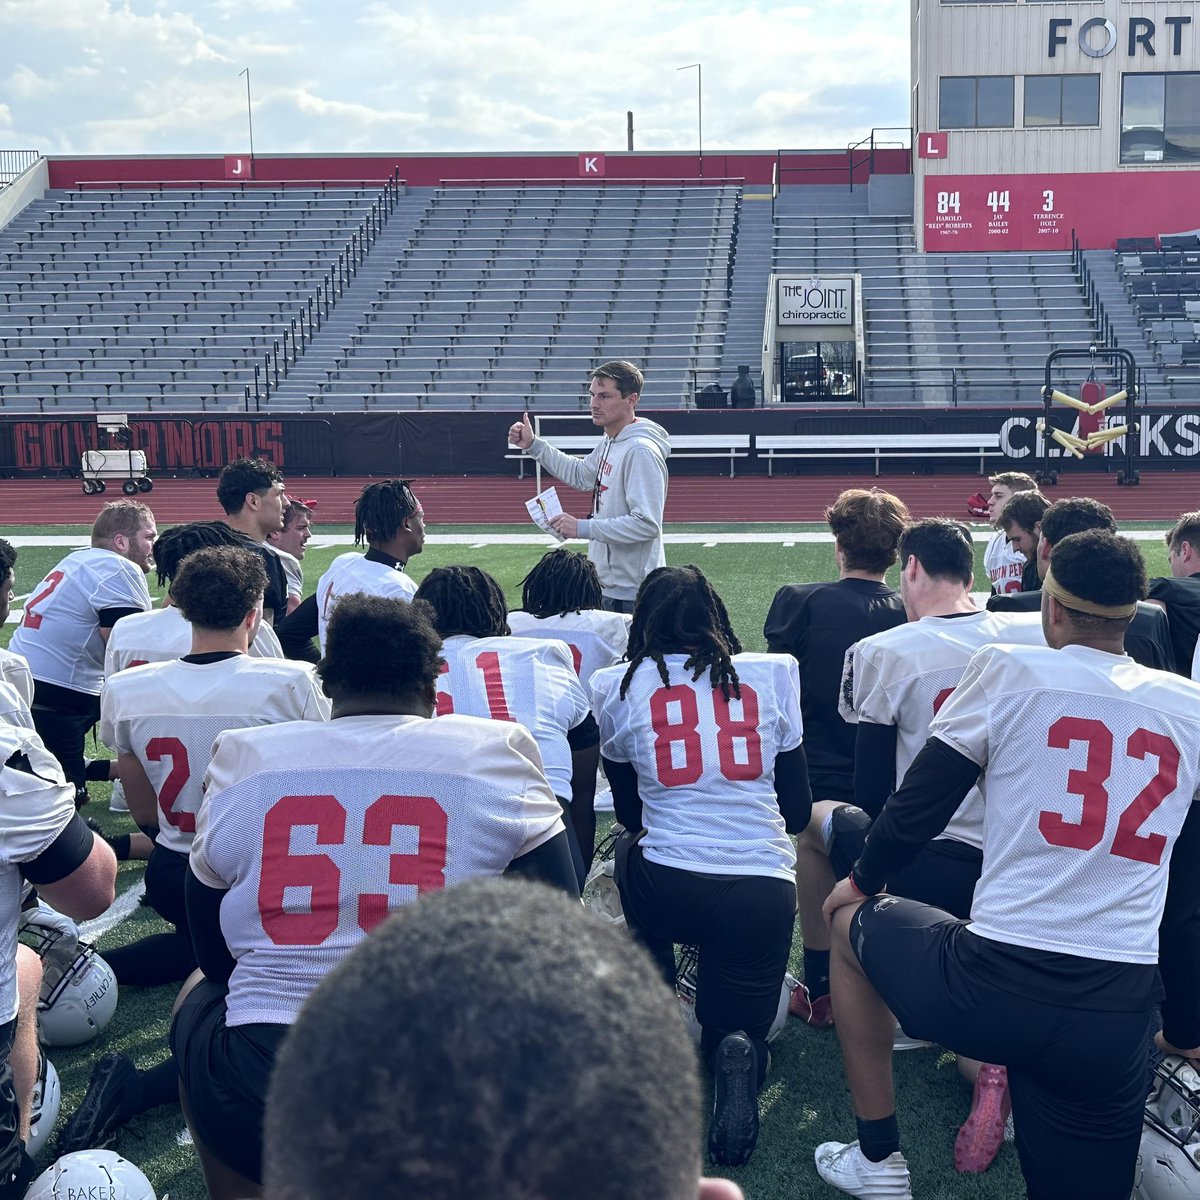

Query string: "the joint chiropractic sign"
[776, 276, 854, 326]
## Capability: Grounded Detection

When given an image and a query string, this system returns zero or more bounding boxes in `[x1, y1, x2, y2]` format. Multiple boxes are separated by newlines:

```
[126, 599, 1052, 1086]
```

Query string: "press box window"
[1121, 73, 1200, 164]
[1024, 75, 1100, 127]
[939, 77, 1015, 129]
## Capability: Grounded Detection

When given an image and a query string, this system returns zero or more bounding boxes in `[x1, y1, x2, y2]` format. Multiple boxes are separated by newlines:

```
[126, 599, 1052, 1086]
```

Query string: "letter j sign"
[578, 154, 606, 176]
[918, 133, 948, 160]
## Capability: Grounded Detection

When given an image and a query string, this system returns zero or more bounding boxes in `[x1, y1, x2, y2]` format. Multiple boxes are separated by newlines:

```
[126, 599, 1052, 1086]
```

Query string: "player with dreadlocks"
[509, 549, 630, 689]
[590, 565, 811, 1170]
[414, 565, 596, 886]
[275, 479, 425, 662]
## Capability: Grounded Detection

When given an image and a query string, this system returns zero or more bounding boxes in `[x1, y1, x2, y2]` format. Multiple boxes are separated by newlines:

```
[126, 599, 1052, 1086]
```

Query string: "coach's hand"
[508, 412, 534, 450]
[822, 876, 872, 925]
[550, 513, 579, 539]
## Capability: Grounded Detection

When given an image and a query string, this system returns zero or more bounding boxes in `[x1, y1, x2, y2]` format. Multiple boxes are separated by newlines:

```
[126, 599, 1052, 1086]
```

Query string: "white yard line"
[79, 882, 145, 943]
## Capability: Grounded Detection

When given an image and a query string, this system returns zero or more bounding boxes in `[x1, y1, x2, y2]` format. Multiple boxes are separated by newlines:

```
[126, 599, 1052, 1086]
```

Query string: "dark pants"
[827, 804, 982, 919]
[616, 836, 794, 1075]
[0, 1018, 19, 1191]
[172, 978, 287, 1184]
[30, 682, 99, 792]
[851, 897, 1153, 1200]
[104, 846, 196, 986]
[601, 597, 636, 614]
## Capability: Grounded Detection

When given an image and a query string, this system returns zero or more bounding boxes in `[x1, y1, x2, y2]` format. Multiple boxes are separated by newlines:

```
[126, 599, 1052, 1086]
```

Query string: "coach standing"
[507, 361, 670, 614]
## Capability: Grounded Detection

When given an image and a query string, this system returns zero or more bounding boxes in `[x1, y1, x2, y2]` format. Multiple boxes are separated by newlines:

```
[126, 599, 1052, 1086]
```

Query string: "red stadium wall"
[44, 150, 913, 190]
[3, 408, 1196, 478]
[923, 171, 1200, 251]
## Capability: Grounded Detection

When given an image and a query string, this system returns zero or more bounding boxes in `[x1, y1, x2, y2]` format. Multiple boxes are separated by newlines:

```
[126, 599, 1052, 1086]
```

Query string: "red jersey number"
[435, 652, 516, 721]
[21, 571, 64, 630]
[1038, 716, 1179, 866]
[145, 736, 194, 833]
[649, 684, 764, 788]
[258, 792, 448, 946]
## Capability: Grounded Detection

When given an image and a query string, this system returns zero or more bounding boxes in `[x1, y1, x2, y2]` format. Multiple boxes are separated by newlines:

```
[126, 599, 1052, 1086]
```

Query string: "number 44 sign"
[924, 175, 1068, 251]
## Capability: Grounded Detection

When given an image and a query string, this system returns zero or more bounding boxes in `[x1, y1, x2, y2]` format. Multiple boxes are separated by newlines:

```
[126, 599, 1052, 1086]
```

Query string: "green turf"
[2, 522, 1176, 1198]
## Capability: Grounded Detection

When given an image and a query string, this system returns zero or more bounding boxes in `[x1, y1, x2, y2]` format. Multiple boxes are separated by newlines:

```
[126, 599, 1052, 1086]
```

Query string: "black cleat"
[707, 1031, 760, 1167]
[57, 1053, 140, 1155]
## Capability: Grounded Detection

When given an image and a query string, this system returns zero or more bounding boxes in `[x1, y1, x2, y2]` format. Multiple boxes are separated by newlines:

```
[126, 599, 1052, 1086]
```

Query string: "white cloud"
[0, 0, 910, 154]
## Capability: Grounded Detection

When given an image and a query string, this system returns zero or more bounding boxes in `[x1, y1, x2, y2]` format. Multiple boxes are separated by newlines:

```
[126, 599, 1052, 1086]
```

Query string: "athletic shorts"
[824, 803, 981, 920]
[171, 978, 288, 1184]
[849, 896, 1153, 1200]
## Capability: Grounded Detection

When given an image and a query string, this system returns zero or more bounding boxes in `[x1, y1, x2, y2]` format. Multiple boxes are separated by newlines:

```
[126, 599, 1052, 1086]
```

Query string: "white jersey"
[932, 643, 1200, 964]
[316, 553, 417, 652]
[0, 681, 33, 732]
[0, 724, 77, 1023]
[270, 546, 303, 600]
[590, 653, 803, 881]
[10, 549, 152, 695]
[841, 610, 1046, 848]
[436, 635, 589, 802]
[1192, 637, 1199, 682]
[507, 608, 630, 687]
[100, 655, 330, 855]
[191, 714, 564, 1026]
[0, 649, 33, 710]
[104, 604, 282, 674]
[984, 530, 1026, 596]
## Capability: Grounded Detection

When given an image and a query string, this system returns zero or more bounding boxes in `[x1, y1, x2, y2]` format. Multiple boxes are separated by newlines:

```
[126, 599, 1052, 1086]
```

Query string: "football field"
[4, 521, 1174, 1200]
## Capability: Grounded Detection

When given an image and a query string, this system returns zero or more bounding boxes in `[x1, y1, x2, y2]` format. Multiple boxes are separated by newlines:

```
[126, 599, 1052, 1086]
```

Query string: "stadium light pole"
[677, 63, 702, 178]
[239, 67, 256, 176]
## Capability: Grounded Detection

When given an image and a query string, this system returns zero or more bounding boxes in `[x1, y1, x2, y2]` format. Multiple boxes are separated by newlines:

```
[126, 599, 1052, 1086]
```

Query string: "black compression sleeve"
[506, 831, 579, 895]
[97, 606, 144, 630]
[275, 593, 320, 663]
[1159, 801, 1200, 1049]
[775, 744, 813, 834]
[854, 722, 899, 819]
[603, 757, 643, 832]
[20, 813, 93, 885]
[567, 712, 600, 752]
[184, 868, 236, 985]
[852, 737, 981, 896]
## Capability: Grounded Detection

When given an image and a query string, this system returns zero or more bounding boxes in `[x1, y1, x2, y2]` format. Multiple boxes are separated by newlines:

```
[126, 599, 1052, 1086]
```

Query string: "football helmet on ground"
[582, 825, 626, 927]
[24, 1149, 155, 1200]
[35, 942, 118, 1048]
[1134, 1055, 1200, 1199]
[26, 1053, 60, 1158]
[675, 945, 794, 1046]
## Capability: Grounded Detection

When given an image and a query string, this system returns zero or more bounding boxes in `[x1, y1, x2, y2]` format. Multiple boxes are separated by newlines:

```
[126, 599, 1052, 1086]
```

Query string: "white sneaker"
[814, 1140, 913, 1198]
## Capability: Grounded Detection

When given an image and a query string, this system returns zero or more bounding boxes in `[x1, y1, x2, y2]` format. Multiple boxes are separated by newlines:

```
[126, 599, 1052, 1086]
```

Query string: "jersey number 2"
[145, 736, 194, 833]
[1038, 716, 1179, 866]
[649, 684, 763, 787]
[258, 793, 448, 946]
[21, 571, 64, 630]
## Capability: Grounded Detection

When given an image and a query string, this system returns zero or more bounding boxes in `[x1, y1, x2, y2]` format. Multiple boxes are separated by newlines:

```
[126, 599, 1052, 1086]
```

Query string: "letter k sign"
[578, 153, 606, 177]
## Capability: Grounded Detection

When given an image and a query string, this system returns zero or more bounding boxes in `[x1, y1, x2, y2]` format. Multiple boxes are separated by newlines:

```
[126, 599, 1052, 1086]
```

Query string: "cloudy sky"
[0, 1, 910, 157]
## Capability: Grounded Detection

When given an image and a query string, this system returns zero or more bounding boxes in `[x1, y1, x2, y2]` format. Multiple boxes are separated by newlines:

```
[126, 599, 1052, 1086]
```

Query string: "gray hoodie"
[529, 418, 671, 602]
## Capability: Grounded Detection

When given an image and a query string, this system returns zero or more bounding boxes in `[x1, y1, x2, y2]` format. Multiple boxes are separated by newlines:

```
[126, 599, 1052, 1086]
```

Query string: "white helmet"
[24, 1150, 156, 1200]
[1134, 1055, 1200, 1199]
[26, 1054, 60, 1158]
[19, 903, 80, 979]
[583, 826, 626, 927]
[37, 944, 118, 1047]
[674, 946, 792, 1046]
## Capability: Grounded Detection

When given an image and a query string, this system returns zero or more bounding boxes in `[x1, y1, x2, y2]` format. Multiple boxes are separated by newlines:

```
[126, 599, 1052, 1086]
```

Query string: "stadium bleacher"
[1, 171, 1196, 412]
[1114, 232, 1200, 392]
[0, 184, 387, 412]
